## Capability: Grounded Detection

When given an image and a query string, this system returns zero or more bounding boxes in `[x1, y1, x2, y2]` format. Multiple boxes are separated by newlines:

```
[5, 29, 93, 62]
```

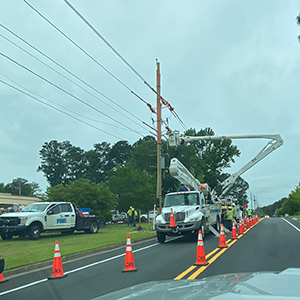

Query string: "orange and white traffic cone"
[169, 207, 177, 228]
[122, 235, 137, 272]
[242, 218, 245, 232]
[238, 218, 244, 235]
[48, 241, 67, 279]
[219, 224, 228, 248]
[231, 220, 237, 239]
[194, 230, 208, 266]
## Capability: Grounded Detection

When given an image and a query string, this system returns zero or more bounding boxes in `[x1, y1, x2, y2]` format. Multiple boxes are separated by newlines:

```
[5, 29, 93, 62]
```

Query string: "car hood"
[93, 268, 300, 300]
[0, 212, 42, 218]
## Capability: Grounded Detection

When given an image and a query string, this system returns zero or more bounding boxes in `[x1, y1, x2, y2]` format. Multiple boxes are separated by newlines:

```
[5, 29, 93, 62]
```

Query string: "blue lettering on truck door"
[57, 218, 67, 224]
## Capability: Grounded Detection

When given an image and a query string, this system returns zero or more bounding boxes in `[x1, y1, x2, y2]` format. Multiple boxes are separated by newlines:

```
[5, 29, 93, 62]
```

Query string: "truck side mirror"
[0, 258, 4, 274]
[47, 210, 54, 215]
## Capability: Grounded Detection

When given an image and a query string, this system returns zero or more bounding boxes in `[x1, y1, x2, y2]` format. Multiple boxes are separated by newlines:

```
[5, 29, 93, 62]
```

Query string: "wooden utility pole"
[156, 61, 162, 214]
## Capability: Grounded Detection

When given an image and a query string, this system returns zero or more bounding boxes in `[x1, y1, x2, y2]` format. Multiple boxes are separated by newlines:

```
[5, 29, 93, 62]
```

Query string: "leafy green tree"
[47, 178, 117, 218]
[164, 127, 241, 191]
[2, 178, 41, 196]
[85, 142, 111, 184]
[107, 140, 132, 169]
[227, 176, 249, 207]
[106, 162, 156, 212]
[277, 183, 300, 216]
[131, 137, 157, 175]
[261, 197, 287, 216]
[37, 140, 86, 186]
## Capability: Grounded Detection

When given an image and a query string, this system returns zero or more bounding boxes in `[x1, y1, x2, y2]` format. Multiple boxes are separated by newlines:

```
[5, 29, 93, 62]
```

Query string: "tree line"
[1, 127, 250, 219]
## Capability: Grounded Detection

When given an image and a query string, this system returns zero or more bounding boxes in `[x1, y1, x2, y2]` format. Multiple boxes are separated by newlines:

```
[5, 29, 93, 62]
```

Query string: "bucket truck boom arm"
[168, 131, 283, 198]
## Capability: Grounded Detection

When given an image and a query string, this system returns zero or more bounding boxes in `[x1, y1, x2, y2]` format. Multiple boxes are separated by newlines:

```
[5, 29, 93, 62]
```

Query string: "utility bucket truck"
[156, 131, 283, 243]
[155, 158, 221, 243]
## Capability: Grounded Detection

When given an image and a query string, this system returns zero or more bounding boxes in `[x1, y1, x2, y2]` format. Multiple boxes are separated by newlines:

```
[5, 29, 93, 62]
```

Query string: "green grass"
[0, 223, 156, 270]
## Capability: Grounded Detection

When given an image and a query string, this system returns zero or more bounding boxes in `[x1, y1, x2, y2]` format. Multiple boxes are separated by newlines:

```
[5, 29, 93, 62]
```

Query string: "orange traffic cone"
[238, 218, 244, 234]
[169, 207, 177, 228]
[0, 257, 7, 283]
[219, 224, 228, 248]
[0, 272, 8, 283]
[194, 230, 208, 266]
[242, 218, 245, 232]
[122, 235, 137, 272]
[231, 220, 237, 239]
[48, 241, 67, 279]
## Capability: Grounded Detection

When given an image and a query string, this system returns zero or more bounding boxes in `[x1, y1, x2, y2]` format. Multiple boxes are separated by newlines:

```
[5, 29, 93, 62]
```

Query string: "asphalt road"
[1, 217, 300, 299]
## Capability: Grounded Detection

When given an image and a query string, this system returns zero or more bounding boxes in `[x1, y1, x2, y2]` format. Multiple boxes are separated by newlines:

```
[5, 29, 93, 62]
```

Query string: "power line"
[62, 0, 188, 131]
[0, 24, 151, 132]
[0, 71, 148, 134]
[0, 51, 144, 137]
[22, 0, 157, 115]
[0, 79, 122, 140]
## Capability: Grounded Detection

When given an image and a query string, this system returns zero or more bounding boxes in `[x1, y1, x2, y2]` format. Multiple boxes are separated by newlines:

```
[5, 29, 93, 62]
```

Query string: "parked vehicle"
[111, 210, 127, 223]
[0, 202, 105, 240]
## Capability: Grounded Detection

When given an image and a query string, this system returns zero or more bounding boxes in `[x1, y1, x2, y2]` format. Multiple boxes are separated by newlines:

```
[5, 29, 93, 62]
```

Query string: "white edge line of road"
[0, 235, 182, 296]
[281, 218, 300, 233]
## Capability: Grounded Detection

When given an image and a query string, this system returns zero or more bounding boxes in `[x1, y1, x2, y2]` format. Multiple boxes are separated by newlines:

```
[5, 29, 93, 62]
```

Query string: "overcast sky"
[1, 0, 299, 207]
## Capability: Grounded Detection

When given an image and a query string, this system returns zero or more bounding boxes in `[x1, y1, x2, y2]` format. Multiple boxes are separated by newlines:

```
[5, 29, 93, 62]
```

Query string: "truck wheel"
[157, 232, 166, 244]
[1, 232, 13, 240]
[28, 224, 41, 240]
[87, 222, 99, 234]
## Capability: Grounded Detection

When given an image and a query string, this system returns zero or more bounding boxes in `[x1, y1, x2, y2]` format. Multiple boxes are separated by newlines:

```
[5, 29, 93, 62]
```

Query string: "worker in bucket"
[178, 183, 188, 192]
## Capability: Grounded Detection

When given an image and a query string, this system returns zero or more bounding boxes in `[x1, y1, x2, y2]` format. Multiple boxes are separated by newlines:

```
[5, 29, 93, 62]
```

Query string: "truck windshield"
[164, 193, 199, 207]
[21, 203, 49, 212]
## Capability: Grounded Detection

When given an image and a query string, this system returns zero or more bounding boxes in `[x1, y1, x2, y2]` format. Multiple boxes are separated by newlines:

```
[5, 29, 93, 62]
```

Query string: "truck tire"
[157, 232, 166, 243]
[28, 224, 42, 240]
[1, 232, 13, 240]
[86, 222, 99, 234]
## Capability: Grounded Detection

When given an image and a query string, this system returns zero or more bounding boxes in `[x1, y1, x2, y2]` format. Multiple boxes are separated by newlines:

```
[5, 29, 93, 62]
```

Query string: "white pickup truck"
[0, 202, 105, 240]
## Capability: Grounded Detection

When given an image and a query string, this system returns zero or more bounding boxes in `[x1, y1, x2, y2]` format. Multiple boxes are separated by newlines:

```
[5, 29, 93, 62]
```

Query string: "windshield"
[21, 203, 49, 212]
[164, 193, 199, 207]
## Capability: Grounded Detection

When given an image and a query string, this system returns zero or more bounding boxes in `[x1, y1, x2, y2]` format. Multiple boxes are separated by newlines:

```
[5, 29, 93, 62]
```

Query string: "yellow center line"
[187, 239, 237, 280]
[174, 247, 221, 280]
[174, 265, 197, 280]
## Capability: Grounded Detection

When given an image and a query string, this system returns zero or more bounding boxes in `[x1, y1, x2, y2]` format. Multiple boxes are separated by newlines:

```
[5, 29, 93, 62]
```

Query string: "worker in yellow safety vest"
[225, 206, 233, 231]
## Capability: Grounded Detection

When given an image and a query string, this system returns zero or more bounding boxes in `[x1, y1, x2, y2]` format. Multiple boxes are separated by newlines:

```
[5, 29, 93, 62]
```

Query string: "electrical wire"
[62, 0, 188, 131]
[0, 71, 148, 134]
[0, 51, 144, 137]
[22, 0, 157, 115]
[0, 79, 122, 139]
[0, 24, 152, 131]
